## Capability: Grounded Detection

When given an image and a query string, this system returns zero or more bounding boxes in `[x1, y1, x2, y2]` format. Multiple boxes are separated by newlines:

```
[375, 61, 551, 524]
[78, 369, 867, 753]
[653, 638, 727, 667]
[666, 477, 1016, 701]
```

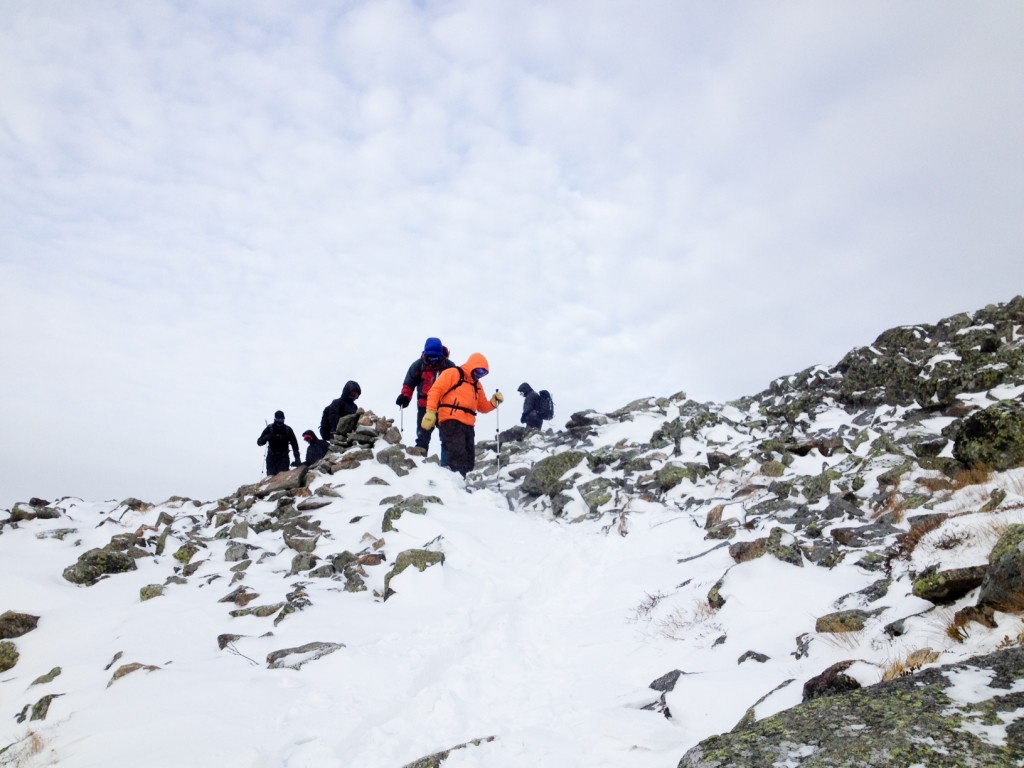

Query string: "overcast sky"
[2, 0, 1022, 509]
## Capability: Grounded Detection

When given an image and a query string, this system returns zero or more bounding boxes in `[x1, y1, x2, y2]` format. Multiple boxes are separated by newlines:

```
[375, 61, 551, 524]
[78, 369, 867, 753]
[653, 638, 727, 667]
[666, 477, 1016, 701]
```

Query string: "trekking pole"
[495, 390, 502, 491]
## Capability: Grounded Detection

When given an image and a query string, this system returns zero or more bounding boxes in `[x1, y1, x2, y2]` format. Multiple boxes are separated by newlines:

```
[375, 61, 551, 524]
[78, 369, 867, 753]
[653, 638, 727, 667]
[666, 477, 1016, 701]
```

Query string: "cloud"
[1, 0, 1022, 507]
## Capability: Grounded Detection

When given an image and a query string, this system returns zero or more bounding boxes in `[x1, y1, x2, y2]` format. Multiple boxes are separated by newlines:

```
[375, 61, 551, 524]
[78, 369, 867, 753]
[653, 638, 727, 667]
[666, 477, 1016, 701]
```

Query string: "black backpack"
[537, 390, 554, 420]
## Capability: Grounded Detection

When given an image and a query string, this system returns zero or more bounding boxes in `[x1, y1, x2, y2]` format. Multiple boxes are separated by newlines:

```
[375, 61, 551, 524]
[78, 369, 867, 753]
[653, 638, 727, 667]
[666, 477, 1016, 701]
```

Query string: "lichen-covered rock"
[815, 609, 878, 634]
[521, 451, 588, 497]
[62, 547, 138, 586]
[382, 494, 443, 532]
[677, 646, 1024, 767]
[977, 524, 1024, 613]
[384, 549, 445, 594]
[0, 640, 19, 672]
[912, 565, 988, 604]
[951, 399, 1024, 471]
[0, 611, 39, 639]
[139, 585, 164, 602]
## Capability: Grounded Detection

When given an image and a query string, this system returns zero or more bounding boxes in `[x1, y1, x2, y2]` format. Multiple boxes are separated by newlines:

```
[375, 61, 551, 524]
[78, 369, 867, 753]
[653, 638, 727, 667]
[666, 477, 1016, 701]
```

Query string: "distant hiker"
[257, 410, 300, 476]
[320, 381, 361, 441]
[302, 429, 329, 465]
[396, 337, 455, 454]
[421, 352, 503, 477]
[517, 382, 543, 429]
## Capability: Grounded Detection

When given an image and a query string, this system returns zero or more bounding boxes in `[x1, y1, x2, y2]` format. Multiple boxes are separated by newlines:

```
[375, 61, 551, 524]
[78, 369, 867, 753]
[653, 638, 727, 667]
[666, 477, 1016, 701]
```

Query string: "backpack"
[537, 390, 554, 420]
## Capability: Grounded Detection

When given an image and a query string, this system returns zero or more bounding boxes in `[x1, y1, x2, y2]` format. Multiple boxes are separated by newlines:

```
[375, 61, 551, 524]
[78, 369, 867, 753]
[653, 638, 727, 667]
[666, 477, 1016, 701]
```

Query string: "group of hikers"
[256, 337, 554, 479]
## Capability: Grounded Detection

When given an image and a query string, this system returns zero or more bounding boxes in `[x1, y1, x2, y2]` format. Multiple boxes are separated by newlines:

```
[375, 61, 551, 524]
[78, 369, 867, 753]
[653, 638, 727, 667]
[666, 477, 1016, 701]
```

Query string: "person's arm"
[257, 426, 270, 446]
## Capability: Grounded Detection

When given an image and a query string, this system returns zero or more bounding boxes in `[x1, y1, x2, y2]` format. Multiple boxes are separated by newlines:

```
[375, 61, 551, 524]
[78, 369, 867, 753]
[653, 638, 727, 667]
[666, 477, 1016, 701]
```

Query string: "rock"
[62, 547, 137, 586]
[815, 609, 881, 633]
[951, 399, 1024, 471]
[376, 446, 416, 476]
[0, 611, 39, 639]
[677, 646, 1024, 767]
[107, 662, 160, 687]
[30, 667, 62, 686]
[381, 494, 443, 532]
[521, 451, 589, 497]
[0, 640, 19, 672]
[399, 736, 496, 768]
[267, 641, 344, 670]
[912, 565, 988, 604]
[729, 539, 766, 563]
[977, 524, 1024, 613]
[707, 451, 732, 471]
[139, 585, 164, 601]
[801, 660, 861, 702]
[650, 669, 685, 692]
[384, 549, 446, 595]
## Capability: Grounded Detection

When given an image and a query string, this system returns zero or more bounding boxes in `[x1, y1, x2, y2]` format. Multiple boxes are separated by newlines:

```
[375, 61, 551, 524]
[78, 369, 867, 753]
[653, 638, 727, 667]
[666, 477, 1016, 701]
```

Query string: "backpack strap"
[438, 368, 480, 416]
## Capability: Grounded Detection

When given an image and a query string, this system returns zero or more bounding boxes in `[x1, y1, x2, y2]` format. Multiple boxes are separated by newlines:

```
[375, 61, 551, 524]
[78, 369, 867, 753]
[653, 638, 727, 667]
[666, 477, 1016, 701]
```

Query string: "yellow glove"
[421, 410, 437, 431]
[490, 392, 504, 406]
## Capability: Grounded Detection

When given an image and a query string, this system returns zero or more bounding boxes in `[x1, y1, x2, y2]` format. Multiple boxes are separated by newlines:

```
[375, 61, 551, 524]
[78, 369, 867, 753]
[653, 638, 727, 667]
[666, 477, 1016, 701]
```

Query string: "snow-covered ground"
[2, 391, 1023, 767]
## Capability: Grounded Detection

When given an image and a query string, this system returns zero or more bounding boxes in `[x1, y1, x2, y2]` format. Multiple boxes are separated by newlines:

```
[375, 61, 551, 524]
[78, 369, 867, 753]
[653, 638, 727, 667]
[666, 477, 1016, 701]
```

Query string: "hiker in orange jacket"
[421, 352, 503, 477]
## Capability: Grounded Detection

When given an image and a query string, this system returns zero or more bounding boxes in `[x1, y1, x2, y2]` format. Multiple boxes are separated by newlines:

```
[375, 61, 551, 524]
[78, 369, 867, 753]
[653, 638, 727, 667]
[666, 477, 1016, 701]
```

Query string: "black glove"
[396, 394, 410, 408]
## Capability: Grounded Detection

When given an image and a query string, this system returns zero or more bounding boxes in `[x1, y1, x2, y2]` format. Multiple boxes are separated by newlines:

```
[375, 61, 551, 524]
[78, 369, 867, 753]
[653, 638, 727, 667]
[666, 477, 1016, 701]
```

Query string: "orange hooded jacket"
[425, 352, 496, 427]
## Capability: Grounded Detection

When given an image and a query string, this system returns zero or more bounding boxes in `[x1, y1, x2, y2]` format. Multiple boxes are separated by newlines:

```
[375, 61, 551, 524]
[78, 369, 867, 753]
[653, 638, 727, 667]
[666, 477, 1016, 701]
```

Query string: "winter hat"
[274, 410, 285, 423]
[423, 337, 444, 357]
[517, 383, 531, 395]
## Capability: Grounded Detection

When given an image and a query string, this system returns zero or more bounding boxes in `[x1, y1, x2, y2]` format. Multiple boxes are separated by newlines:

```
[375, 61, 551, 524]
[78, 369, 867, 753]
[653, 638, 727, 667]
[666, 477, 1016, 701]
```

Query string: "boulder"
[521, 451, 588, 497]
[977, 524, 1024, 613]
[0, 611, 39, 639]
[677, 646, 1024, 767]
[62, 547, 138, 586]
[951, 399, 1024, 471]
[912, 565, 988, 604]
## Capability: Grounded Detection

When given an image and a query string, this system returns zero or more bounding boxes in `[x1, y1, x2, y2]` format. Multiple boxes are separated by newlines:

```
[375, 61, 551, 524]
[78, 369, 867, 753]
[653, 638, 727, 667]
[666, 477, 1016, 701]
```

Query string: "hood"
[342, 380, 361, 399]
[517, 382, 533, 395]
[461, 352, 490, 376]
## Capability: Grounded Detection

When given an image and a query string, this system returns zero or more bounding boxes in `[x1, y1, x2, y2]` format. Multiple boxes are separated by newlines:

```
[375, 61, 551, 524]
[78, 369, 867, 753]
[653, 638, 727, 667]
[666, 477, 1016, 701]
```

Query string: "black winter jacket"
[258, 422, 299, 457]
[320, 380, 361, 440]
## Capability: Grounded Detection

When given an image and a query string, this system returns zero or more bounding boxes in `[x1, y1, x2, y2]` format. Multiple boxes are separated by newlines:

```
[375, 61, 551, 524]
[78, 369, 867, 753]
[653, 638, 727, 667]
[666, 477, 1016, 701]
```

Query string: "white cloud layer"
[2, 0, 1023, 507]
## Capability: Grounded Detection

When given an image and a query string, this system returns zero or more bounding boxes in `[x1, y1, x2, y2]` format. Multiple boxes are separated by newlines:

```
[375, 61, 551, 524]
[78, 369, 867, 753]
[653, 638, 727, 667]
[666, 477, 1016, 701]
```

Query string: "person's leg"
[415, 406, 431, 450]
[440, 421, 471, 476]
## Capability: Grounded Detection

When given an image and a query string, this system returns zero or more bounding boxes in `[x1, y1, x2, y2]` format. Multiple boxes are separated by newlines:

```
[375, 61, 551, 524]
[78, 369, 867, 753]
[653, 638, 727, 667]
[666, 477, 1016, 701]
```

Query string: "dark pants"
[415, 405, 433, 450]
[439, 420, 475, 477]
[266, 451, 290, 476]
[523, 413, 543, 429]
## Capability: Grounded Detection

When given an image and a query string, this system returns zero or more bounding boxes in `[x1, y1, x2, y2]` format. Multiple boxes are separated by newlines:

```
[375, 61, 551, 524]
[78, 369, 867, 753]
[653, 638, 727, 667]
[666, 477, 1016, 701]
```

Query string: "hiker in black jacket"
[257, 410, 300, 476]
[518, 383, 543, 429]
[320, 381, 361, 441]
[301, 430, 329, 465]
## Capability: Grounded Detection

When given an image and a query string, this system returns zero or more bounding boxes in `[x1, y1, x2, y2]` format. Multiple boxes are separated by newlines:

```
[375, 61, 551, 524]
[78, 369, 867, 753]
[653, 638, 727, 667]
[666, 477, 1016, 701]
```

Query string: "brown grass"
[892, 516, 945, 561]
[917, 466, 992, 494]
[0, 730, 46, 767]
[946, 613, 971, 644]
[871, 492, 908, 523]
[881, 648, 940, 681]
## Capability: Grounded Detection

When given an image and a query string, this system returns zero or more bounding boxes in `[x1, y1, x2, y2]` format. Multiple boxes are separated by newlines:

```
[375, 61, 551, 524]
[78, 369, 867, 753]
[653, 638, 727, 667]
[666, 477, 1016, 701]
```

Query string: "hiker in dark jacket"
[320, 381, 361, 441]
[518, 382, 543, 429]
[396, 337, 455, 453]
[257, 410, 300, 476]
[302, 430, 329, 465]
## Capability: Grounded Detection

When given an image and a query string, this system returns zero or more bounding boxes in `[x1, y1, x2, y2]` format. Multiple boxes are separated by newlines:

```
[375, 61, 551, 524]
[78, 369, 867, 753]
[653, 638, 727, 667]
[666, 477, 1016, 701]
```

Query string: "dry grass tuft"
[892, 516, 945, 561]
[881, 648, 941, 681]
[654, 599, 721, 642]
[0, 730, 46, 767]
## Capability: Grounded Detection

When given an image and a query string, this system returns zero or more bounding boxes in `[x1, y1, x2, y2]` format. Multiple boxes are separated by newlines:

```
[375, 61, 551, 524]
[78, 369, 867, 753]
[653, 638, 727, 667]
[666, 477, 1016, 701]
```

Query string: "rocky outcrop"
[679, 647, 1024, 767]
